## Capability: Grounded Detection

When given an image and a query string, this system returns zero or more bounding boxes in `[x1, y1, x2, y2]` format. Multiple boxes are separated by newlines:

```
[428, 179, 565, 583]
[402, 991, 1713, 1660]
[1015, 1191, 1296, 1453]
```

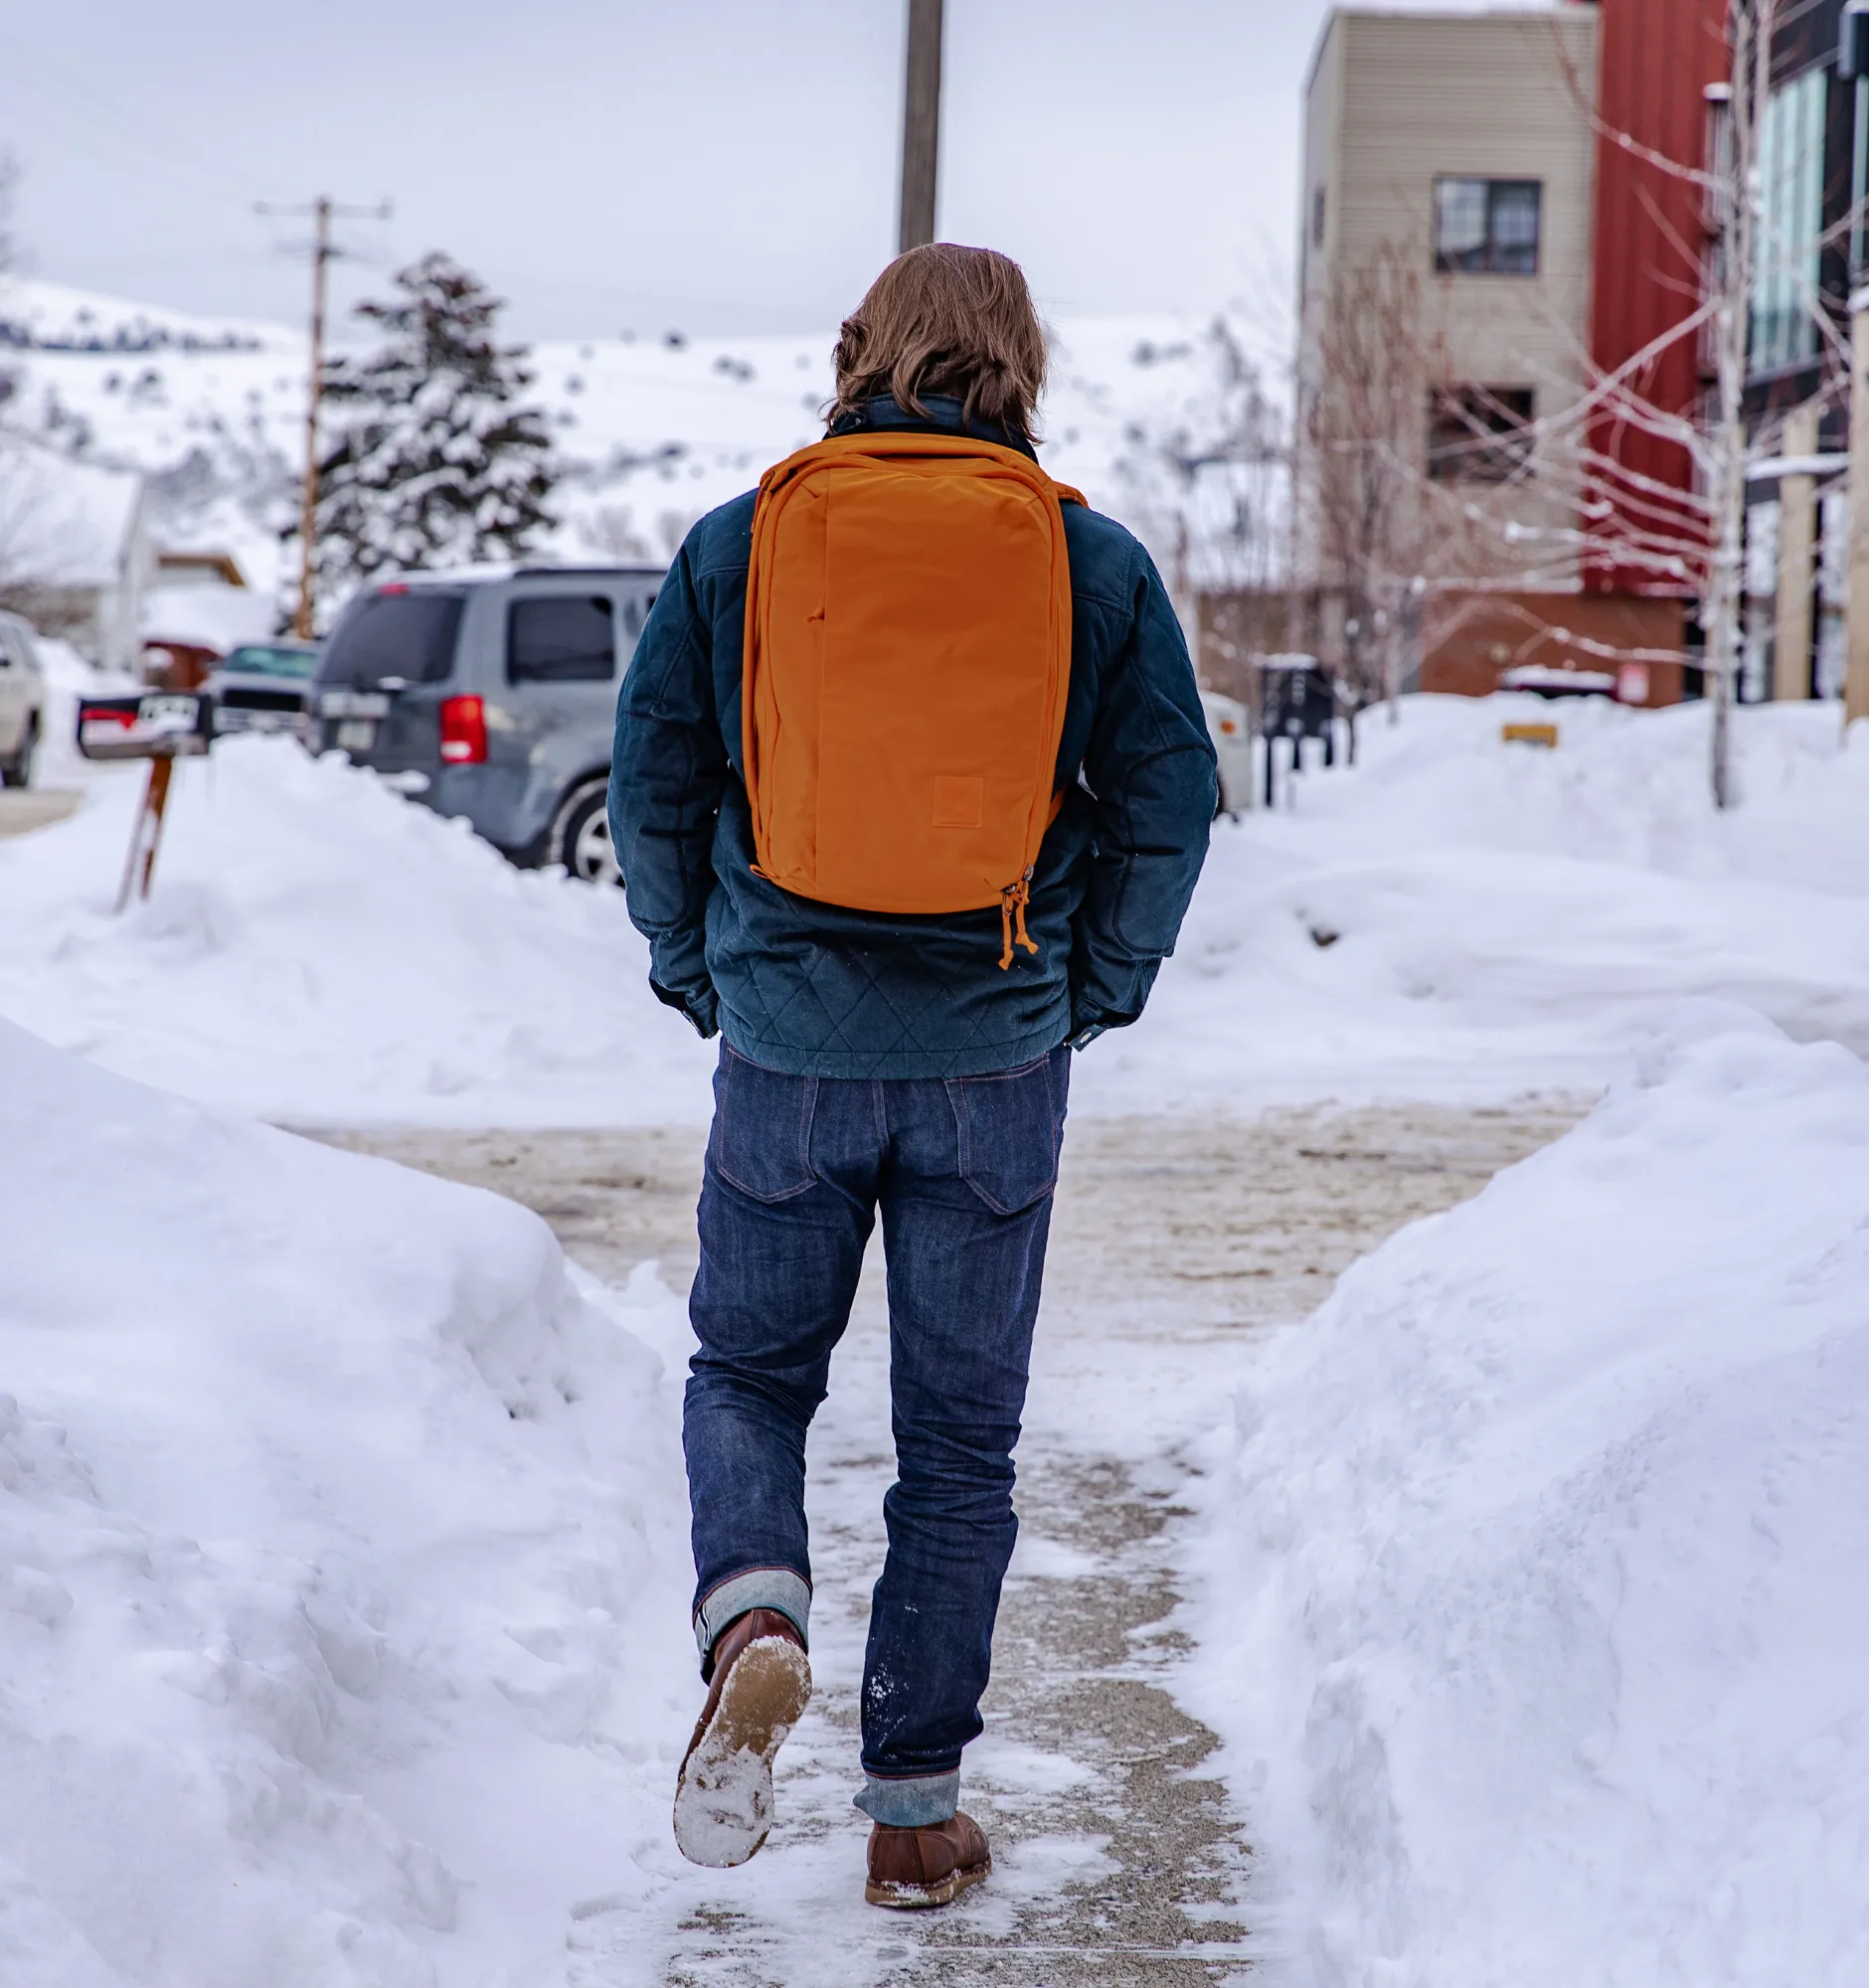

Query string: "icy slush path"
[318, 1099, 1584, 1985]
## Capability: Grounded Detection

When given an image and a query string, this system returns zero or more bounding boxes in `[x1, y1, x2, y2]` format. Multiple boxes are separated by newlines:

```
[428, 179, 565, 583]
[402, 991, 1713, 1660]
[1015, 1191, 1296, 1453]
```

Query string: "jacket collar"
[830, 393, 1039, 462]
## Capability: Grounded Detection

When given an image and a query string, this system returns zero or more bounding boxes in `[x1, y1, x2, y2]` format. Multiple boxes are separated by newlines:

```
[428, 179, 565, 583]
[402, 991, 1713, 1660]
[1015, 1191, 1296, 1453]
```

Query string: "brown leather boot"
[672, 1607, 810, 1869]
[864, 1811, 992, 1908]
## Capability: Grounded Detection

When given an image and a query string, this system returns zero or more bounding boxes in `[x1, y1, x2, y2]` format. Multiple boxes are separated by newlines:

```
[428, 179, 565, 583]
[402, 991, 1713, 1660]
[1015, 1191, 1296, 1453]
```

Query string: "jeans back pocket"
[947, 1048, 1070, 1216]
[710, 1047, 820, 1202]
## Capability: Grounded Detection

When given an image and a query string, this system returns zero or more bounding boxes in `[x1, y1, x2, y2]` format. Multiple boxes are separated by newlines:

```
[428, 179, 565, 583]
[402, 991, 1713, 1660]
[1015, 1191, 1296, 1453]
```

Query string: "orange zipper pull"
[997, 872, 1040, 970]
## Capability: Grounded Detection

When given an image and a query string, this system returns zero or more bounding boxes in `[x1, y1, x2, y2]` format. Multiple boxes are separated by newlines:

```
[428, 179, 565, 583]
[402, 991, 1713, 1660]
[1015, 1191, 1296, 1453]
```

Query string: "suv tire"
[548, 776, 622, 887]
[0, 716, 38, 789]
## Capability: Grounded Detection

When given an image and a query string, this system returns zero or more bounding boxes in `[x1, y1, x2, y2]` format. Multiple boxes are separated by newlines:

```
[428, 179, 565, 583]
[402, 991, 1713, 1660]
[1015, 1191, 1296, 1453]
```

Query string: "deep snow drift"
[1185, 1006, 1869, 1987]
[0, 738, 716, 1126]
[1091, 693, 1869, 1111]
[6, 699, 1865, 1125]
[0, 1018, 699, 1986]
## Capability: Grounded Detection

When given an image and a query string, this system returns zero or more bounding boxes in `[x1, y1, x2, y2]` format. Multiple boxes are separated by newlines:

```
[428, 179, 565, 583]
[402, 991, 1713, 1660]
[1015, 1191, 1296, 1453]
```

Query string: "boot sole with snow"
[864, 1855, 991, 1909]
[671, 1637, 811, 1869]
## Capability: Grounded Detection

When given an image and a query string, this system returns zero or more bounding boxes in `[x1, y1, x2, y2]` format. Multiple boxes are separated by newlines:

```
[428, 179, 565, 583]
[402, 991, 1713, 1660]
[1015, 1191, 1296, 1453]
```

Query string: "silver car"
[301, 566, 661, 882]
[0, 609, 47, 788]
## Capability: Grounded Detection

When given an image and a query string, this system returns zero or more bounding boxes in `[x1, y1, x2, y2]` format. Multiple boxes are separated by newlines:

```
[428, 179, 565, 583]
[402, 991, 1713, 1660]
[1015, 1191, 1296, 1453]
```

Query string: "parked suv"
[0, 609, 48, 788]
[303, 566, 661, 881]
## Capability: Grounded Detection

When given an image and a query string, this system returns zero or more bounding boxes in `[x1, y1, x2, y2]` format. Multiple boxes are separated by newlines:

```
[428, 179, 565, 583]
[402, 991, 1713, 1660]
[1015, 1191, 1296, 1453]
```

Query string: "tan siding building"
[1291, 5, 1666, 697]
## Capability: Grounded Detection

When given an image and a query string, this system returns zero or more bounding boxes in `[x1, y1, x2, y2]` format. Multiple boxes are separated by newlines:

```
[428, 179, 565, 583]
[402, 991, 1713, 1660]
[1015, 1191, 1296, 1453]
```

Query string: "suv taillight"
[438, 694, 486, 764]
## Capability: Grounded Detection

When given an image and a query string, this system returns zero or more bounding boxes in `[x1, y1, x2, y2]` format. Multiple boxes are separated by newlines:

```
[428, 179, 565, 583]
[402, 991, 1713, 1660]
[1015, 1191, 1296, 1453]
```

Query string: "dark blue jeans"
[685, 1042, 1070, 1828]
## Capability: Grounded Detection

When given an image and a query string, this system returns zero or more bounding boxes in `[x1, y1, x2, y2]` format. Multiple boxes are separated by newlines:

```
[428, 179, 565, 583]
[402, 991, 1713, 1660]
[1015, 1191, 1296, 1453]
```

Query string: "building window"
[1434, 178, 1543, 274]
[1428, 386, 1537, 481]
[1311, 184, 1327, 249]
[1749, 68, 1826, 374]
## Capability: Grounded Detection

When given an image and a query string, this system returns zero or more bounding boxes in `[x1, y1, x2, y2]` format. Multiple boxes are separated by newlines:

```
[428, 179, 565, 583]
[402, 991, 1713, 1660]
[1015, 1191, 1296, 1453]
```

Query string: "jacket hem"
[719, 1015, 1069, 1081]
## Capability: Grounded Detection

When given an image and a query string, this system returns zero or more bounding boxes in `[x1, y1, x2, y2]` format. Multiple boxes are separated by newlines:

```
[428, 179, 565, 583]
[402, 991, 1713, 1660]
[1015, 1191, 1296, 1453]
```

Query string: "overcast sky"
[1, 0, 1519, 345]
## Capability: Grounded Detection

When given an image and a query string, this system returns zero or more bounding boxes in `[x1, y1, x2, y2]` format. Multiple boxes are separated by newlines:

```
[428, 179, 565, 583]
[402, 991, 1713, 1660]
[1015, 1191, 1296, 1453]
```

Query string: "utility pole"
[1704, 9, 1766, 814]
[1847, 285, 1869, 729]
[899, 0, 943, 253]
[255, 195, 392, 638]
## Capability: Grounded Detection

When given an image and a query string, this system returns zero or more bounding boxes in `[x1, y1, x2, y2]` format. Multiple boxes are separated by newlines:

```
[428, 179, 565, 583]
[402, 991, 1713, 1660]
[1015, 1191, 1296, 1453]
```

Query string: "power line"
[0, 25, 252, 207]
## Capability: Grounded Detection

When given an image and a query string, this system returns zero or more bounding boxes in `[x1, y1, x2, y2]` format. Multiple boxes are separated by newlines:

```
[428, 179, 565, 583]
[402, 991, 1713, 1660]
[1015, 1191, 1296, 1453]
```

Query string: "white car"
[0, 610, 47, 788]
[1201, 689, 1255, 816]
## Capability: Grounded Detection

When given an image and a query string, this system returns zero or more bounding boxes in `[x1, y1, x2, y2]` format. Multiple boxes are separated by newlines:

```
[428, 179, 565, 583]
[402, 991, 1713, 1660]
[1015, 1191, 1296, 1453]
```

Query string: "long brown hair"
[829, 244, 1048, 440]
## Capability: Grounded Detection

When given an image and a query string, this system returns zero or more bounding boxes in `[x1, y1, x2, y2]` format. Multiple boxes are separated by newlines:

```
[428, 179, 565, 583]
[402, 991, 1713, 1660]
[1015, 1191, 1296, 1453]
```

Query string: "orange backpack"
[743, 429, 1082, 968]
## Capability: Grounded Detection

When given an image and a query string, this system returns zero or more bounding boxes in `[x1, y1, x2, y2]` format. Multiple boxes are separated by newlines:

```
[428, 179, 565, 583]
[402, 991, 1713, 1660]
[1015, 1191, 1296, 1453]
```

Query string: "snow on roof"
[141, 580, 275, 653]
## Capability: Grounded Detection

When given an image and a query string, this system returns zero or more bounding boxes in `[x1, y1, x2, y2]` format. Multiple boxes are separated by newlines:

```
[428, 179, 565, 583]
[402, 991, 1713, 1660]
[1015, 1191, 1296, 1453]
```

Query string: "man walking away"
[609, 243, 1216, 1908]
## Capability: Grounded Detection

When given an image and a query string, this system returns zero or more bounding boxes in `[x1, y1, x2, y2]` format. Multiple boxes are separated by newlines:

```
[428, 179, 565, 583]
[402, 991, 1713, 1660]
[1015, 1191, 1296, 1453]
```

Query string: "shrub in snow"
[1185, 1004, 1869, 1987]
[314, 253, 556, 606]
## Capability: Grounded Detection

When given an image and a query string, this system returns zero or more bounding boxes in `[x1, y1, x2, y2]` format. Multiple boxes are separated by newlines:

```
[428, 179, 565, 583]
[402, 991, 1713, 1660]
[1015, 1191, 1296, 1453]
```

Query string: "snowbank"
[3, 698, 1867, 1127]
[1080, 695, 1869, 1112]
[1184, 1005, 1869, 1986]
[0, 737, 716, 1125]
[0, 1017, 697, 1986]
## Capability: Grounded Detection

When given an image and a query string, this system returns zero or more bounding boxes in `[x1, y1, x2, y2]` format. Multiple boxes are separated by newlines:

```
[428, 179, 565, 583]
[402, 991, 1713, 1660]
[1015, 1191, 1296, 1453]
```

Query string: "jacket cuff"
[1069, 954, 1161, 1035]
[650, 977, 719, 1039]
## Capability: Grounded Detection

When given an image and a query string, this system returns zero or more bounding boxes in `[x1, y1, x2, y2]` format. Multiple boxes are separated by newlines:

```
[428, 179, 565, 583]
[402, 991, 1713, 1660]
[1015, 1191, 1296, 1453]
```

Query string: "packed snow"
[0, 1017, 703, 1986]
[1182, 1006, 1869, 1986]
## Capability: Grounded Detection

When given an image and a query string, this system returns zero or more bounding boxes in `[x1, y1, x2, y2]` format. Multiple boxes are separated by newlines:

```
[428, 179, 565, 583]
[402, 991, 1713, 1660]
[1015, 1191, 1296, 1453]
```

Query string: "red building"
[1584, 0, 1728, 602]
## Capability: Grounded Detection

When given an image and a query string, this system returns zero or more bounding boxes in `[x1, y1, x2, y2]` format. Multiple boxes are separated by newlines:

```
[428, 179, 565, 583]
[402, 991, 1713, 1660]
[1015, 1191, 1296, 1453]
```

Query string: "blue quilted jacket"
[607, 397, 1216, 1079]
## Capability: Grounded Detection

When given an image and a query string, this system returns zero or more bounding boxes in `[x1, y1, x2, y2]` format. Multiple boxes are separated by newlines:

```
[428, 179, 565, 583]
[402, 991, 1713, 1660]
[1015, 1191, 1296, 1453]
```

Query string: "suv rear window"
[507, 595, 615, 684]
[318, 590, 465, 687]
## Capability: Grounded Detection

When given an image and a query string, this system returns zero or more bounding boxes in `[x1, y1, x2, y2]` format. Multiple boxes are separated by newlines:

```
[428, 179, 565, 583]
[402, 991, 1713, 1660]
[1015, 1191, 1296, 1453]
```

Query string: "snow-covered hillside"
[1185, 1007, 1869, 1987]
[1, 273, 1259, 607]
[0, 1018, 697, 1986]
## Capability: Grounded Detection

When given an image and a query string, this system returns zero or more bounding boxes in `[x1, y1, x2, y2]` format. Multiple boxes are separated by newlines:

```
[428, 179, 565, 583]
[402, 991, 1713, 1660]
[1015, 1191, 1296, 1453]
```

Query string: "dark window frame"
[1428, 385, 1537, 482]
[505, 592, 618, 686]
[1433, 177, 1544, 276]
[316, 590, 467, 688]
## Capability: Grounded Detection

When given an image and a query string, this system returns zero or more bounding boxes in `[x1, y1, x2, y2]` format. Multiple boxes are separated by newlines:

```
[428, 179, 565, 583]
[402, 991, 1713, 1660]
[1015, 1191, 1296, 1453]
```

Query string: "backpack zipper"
[998, 870, 1039, 971]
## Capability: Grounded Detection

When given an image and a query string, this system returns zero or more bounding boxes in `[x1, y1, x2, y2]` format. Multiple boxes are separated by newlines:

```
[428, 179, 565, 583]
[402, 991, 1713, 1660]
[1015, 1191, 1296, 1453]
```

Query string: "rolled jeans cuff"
[854, 1770, 960, 1829]
[693, 1566, 811, 1666]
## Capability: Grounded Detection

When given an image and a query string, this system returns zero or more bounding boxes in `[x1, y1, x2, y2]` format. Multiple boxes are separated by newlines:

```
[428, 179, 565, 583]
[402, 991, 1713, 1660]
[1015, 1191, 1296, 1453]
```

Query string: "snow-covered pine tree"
[312, 252, 555, 602]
